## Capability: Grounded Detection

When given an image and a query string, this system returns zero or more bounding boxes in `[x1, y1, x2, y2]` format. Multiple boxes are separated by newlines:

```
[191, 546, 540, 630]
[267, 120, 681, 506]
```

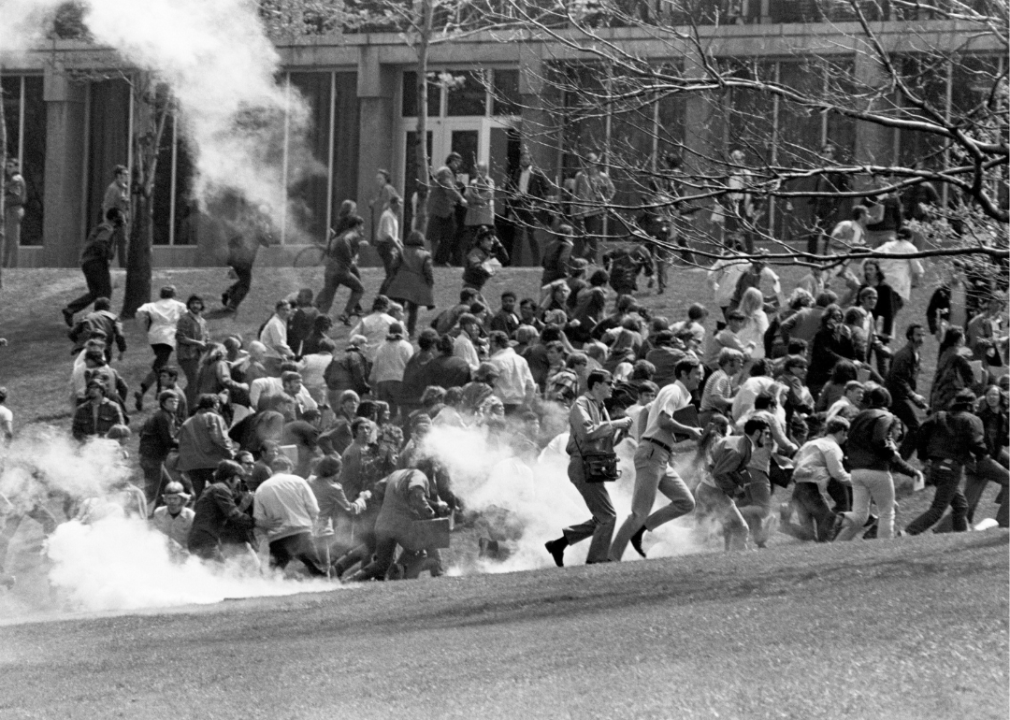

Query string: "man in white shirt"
[134, 285, 188, 410]
[786, 416, 851, 541]
[452, 313, 481, 372]
[610, 358, 702, 561]
[375, 196, 403, 293]
[150, 482, 195, 551]
[254, 471, 328, 576]
[487, 331, 537, 412]
[876, 228, 924, 307]
[829, 205, 868, 253]
[350, 295, 396, 362]
[731, 362, 785, 426]
[259, 300, 295, 376]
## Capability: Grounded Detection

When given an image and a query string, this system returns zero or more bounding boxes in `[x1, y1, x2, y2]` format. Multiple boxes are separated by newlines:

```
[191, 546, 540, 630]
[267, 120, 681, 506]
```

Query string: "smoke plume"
[420, 415, 713, 572]
[1, 0, 320, 235]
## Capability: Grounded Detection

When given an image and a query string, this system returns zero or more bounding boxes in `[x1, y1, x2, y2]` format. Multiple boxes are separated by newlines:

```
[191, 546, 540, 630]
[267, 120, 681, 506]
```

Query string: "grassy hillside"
[0, 531, 1006, 720]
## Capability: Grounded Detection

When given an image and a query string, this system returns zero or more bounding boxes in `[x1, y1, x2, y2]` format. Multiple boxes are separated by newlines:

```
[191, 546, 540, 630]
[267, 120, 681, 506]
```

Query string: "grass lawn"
[0, 531, 1006, 719]
[0, 257, 1007, 718]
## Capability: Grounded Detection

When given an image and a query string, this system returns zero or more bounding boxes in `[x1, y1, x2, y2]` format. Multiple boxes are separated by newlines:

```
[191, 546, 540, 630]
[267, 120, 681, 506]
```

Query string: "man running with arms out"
[610, 358, 702, 561]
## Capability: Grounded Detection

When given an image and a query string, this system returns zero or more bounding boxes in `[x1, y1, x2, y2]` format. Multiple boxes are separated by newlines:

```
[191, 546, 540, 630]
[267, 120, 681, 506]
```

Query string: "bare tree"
[480, 0, 1008, 274]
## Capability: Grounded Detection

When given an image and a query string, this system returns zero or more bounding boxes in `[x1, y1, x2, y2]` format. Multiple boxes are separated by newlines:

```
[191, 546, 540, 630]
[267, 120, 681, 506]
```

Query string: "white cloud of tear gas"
[418, 420, 717, 573]
[1, 0, 322, 238]
[46, 516, 334, 613]
[0, 427, 337, 616]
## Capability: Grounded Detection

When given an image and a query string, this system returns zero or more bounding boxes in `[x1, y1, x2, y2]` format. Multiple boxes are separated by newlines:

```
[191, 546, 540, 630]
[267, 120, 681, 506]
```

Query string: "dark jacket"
[187, 482, 255, 551]
[424, 354, 472, 390]
[71, 398, 125, 440]
[326, 229, 362, 273]
[79, 221, 120, 265]
[886, 344, 921, 406]
[386, 244, 435, 307]
[541, 238, 574, 286]
[138, 409, 179, 462]
[846, 408, 918, 474]
[69, 309, 126, 355]
[916, 410, 988, 465]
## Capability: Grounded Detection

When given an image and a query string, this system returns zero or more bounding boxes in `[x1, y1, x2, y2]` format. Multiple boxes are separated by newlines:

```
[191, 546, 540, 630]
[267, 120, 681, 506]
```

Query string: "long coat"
[385, 245, 435, 307]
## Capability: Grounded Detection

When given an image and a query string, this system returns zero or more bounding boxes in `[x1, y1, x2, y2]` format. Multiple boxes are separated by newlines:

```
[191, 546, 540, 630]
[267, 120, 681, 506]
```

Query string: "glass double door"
[401, 118, 520, 235]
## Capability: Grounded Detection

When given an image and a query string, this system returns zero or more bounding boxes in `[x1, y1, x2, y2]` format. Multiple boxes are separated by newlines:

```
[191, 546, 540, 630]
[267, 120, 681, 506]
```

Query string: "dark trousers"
[141, 344, 175, 393]
[186, 467, 217, 501]
[892, 398, 922, 460]
[353, 534, 398, 580]
[906, 460, 968, 535]
[562, 456, 617, 563]
[404, 301, 420, 337]
[223, 262, 253, 310]
[140, 456, 171, 507]
[511, 211, 541, 265]
[317, 264, 364, 317]
[792, 482, 837, 542]
[936, 452, 1010, 531]
[66, 260, 112, 315]
[430, 214, 459, 266]
[268, 532, 328, 576]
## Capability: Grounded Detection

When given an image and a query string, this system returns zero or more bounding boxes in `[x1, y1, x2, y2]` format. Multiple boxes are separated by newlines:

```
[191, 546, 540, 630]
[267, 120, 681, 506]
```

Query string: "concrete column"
[356, 45, 395, 263]
[41, 64, 87, 267]
[853, 48, 893, 191]
[518, 45, 554, 181]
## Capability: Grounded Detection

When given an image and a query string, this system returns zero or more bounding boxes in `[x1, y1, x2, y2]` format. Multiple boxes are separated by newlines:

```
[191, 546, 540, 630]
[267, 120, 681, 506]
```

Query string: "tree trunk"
[0, 70, 6, 289]
[412, 0, 433, 237]
[121, 79, 168, 318]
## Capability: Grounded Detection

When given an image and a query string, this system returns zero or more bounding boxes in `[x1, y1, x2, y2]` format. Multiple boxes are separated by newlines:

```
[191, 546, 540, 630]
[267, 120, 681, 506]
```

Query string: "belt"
[644, 437, 673, 454]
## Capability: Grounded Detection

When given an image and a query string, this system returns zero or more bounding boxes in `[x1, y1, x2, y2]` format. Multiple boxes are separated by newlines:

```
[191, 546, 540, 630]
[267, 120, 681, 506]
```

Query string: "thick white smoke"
[1, 0, 319, 234]
[420, 419, 713, 572]
[0, 427, 336, 618]
[46, 516, 334, 613]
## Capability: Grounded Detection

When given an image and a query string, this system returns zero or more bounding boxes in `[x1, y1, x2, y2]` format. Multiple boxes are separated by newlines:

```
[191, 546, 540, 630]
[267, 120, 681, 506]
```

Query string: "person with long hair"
[930, 326, 976, 412]
[857, 259, 899, 338]
[808, 304, 855, 399]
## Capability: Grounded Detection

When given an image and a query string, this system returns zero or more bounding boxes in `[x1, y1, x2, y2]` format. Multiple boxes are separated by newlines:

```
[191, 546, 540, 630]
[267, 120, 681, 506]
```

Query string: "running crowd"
[0, 179, 1007, 589]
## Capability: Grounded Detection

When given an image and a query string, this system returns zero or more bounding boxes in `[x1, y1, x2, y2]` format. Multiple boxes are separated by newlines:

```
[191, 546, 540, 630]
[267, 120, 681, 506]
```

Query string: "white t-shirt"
[642, 381, 692, 442]
[136, 298, 188, 347]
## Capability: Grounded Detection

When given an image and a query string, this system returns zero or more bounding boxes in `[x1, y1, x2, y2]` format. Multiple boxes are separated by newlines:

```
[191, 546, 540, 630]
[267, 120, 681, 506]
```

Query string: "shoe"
[338, 314, 351, 327]
[544, 538, 566, 567]
[630, 526, 647, 558]
[221, 292, 229, 307]
[828, 513, 847, 542]
[61, 308, 74, 328]
[134, 390, 144, 413]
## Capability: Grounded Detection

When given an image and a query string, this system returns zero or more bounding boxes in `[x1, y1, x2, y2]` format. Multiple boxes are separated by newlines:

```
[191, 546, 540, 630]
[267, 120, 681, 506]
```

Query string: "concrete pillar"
[853, 48, 893, 192]
[356, 45, 395, 262]
[42, 64, 87, 267]
[518, 45, 554, 181]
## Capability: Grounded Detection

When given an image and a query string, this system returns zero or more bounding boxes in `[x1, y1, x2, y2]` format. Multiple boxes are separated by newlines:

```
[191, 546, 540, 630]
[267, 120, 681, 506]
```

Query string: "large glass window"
[1, 75, 46, 246]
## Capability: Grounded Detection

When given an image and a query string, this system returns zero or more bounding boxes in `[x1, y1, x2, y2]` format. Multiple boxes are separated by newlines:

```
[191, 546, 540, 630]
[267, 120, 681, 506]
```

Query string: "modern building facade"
[2, 1, 1002, 266]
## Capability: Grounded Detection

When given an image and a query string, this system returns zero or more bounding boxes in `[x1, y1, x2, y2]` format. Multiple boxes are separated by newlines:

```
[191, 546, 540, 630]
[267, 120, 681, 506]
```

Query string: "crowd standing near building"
[0, 151, 1007, 593]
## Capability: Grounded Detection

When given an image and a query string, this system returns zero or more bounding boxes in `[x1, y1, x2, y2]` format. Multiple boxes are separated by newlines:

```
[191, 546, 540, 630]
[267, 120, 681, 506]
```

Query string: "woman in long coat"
[385, 230, 435, 339]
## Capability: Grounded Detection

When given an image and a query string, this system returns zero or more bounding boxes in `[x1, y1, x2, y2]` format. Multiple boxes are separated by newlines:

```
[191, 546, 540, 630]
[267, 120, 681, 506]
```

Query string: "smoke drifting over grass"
[420, 417, 713, 572]
[1, 0, 321, 233]
[0, 427, 335, 618]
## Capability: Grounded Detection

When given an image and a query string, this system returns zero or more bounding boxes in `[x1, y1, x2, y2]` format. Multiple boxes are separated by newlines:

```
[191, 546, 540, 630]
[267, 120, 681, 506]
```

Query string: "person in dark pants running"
[62, 208, 125, 327]
[222, 231, 272, 314]
[906, 390, 989, 536]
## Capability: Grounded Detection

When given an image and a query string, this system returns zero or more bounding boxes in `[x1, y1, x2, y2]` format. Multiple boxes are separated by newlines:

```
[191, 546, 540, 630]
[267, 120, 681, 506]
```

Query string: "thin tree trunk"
[0, 69, 6, 289]
[122, 81, 168, 318]
[412, 0, 433, 237]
